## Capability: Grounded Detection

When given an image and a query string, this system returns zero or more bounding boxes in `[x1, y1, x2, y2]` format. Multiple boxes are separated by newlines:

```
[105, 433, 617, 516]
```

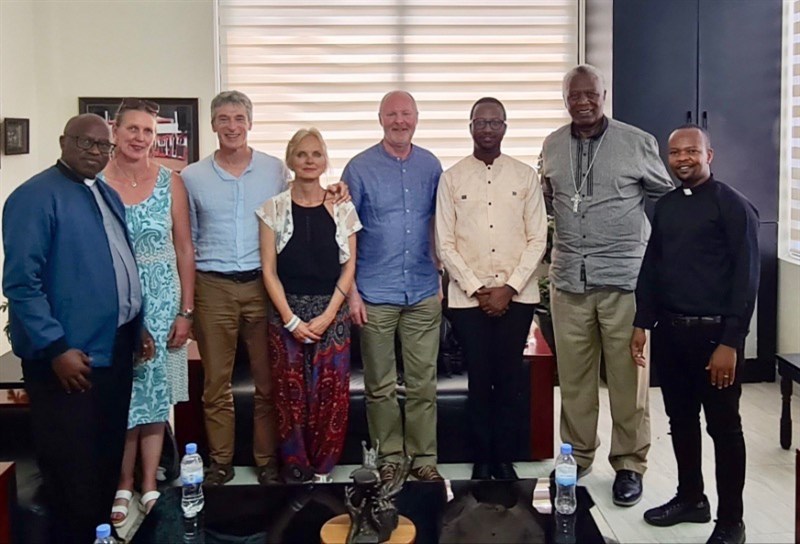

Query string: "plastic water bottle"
[93, 523, 116, 544]
[181, 443, 205, 518]
[554, 443, 577, 515]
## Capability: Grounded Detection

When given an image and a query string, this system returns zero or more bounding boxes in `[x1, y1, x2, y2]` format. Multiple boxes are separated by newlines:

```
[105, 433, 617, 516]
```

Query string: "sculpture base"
[320, 514, 416, 544]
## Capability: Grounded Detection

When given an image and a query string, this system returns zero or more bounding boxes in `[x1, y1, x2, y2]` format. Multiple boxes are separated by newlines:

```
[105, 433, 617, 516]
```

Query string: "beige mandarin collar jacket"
[436, 154, 548, 309]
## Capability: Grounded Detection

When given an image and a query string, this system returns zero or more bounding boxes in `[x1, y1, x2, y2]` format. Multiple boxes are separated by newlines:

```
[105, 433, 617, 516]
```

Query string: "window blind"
[217, 0, 579, 177]
[790, 0, 800, 258]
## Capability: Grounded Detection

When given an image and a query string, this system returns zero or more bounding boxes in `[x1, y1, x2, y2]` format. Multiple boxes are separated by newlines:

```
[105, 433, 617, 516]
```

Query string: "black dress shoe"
[706, 521, 746, 544]
[490, 462, 519, 480]
[644, 495, 711, 527]
[471, 463, 492, 480]
[612, 469, 643, 506]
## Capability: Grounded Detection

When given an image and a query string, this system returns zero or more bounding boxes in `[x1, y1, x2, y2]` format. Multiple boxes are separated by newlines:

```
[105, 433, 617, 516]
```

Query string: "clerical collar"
[56, 160, 97, 186]
[570, 116, 609, 140]
[681, 174, 715, 196]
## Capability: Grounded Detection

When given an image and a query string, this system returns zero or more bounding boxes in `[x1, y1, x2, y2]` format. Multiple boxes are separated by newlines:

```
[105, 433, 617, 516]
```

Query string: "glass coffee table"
[132, 479, 604, 543]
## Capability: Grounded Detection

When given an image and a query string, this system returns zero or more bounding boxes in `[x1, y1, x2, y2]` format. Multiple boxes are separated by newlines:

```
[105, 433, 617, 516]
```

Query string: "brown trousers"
[194, 272, 277, 466]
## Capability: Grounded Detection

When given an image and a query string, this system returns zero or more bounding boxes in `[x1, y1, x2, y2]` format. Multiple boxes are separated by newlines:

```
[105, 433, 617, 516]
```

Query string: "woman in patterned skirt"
[99, 99, 195, 524]
[257, 128, 361, 483]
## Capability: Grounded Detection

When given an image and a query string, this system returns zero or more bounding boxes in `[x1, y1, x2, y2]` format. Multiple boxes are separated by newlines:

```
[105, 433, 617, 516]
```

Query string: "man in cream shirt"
[436, 97, 547, 480]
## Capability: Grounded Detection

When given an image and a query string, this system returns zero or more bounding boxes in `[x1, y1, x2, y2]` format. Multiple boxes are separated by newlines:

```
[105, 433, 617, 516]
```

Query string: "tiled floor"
[558, 381, 797, 544]
[121, 381, 797, 543]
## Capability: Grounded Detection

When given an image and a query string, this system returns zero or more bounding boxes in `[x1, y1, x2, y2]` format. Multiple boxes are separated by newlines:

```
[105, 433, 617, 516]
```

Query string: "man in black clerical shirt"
[630, 125, 759, 544]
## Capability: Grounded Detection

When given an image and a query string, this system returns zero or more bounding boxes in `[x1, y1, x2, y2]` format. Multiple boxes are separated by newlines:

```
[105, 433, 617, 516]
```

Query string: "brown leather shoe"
[410, 465, 444, 481]
[204, 462, 234, 486]
[257, 458, 280, 485]
[379, 462, 399, 484]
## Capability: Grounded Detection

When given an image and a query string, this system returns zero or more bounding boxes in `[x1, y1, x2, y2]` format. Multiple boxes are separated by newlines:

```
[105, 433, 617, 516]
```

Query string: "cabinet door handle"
[686, 111, 693, 124]
[702, 111, 708, 129]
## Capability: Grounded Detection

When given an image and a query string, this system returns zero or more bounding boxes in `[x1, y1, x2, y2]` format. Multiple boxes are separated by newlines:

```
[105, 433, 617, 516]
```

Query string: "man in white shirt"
[436, 97, 548, 480]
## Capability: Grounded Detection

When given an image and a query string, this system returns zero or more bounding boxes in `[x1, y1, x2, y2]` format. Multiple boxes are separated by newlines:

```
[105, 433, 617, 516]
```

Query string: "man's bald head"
[63, 113, 109, 137]
[60, 114, 113, 179]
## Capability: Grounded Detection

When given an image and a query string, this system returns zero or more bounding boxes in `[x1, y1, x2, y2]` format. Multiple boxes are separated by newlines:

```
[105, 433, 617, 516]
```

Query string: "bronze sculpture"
[345, 441, 412, 543]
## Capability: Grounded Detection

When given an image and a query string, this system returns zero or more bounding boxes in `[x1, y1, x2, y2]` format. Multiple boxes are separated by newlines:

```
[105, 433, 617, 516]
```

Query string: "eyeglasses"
[471, 119, 506, 130]
[63, 134, 116, 155]
[117, 98, 160, 115]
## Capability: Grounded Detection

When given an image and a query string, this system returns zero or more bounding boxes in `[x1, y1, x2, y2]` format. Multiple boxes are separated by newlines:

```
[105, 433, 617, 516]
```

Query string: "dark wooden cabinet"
[613, 0, 781, 381]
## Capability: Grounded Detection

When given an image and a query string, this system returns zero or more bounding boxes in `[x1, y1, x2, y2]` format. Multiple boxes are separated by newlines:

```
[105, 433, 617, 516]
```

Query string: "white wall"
[1, 0, 41, 354]
[0, 0, 217, 355]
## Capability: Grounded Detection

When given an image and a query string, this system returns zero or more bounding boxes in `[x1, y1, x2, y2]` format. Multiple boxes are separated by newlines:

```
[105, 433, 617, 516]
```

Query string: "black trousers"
[23, 321, 136, 543]
[655, 321, 745, 524]
[450, 303, 535, 464]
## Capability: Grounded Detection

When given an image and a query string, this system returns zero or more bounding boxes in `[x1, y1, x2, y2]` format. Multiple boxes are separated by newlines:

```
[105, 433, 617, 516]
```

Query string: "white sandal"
[111, 489, 133, 528]
[139, 490, 161, 515]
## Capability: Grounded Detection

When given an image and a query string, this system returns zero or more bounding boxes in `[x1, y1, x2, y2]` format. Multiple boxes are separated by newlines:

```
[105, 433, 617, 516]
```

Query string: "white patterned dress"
[99, 166, 188, 428]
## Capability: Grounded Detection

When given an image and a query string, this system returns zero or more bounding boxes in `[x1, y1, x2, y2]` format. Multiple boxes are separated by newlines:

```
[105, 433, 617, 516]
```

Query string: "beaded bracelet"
[284, 314, 301, 332]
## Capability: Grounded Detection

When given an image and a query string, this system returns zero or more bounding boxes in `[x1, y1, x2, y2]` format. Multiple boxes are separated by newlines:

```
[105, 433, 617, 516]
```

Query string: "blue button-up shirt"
[342, 143, 442, 305]
[182, 150, 290, 273]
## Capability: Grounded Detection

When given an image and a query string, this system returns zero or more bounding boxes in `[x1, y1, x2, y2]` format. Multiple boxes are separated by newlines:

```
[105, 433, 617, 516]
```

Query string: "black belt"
[662, 313, 723, 328]
[203, 269, 262, 283]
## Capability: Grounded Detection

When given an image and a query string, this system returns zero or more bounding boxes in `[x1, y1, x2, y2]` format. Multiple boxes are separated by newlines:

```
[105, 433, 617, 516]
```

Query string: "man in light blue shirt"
[182, 91, 288, 486]
[343, 90, 444, 482]
[183, 91, 348, 486]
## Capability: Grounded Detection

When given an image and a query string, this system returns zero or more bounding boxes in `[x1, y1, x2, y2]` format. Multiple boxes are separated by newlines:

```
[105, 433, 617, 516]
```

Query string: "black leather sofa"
[226, 328, 532, 466]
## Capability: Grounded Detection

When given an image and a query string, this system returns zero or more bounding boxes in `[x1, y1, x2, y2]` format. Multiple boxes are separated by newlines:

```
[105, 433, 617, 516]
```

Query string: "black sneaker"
[706, 521, 745, 544]
[490, 462, 519, 481]
[282, 462, 313, 484]
[644, 495, 711, 527]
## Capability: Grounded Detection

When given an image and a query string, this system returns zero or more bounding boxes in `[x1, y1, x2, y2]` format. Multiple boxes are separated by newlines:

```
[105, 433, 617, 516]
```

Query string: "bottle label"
[555, 464, 577, 486]
[181, 472, 203, 485]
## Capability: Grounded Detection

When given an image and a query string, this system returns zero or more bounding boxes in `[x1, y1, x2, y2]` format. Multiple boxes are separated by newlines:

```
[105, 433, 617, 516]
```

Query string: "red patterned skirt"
[267, 293, 351, 476]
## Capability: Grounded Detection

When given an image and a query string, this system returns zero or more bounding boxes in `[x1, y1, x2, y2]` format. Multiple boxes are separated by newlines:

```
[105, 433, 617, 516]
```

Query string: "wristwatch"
[177, 308, 194, 320]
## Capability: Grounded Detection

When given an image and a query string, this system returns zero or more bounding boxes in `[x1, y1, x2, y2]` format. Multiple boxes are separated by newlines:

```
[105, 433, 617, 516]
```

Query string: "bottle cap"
[96, 523, 111, 538]
[186, 442, 198, 455]
[560, 443, 573, 455]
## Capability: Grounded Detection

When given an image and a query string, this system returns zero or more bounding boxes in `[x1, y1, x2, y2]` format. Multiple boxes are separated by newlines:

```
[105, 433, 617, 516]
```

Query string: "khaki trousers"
[551, 287, 650, 473]
[361, 295, 441, 468]
[194, 272, 277, 466]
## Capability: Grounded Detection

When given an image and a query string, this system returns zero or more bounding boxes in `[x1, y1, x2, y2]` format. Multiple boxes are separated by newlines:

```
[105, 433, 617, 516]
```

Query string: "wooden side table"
[0, 462, 16, 544]
[525, 323, 555, 460]
[777, 353, 800, 449]
[174, 342, 206, 454]
[320, 514, 415, 544]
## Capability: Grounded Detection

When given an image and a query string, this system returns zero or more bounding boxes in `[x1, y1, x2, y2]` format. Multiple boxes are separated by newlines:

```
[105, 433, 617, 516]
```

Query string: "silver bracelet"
[284, 314, 301, 332]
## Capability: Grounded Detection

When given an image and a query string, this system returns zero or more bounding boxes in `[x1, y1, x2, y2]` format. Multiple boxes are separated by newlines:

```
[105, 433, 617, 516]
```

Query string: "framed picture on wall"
[78, 97, 199, 172]
[3, 118, 30, 155]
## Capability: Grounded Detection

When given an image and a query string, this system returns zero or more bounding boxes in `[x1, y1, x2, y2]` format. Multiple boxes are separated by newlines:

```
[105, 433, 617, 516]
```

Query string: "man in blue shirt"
[3, 114, 146, 543]
[182, 91, 288, 486]
[343, 90, 444, 482]
[182, 91, 347, 485]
